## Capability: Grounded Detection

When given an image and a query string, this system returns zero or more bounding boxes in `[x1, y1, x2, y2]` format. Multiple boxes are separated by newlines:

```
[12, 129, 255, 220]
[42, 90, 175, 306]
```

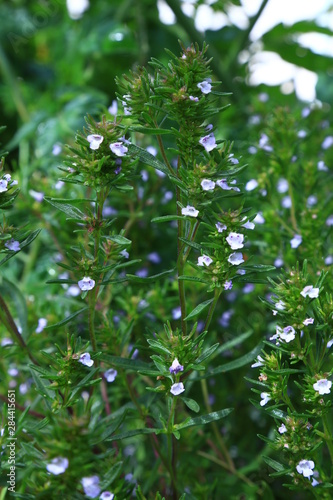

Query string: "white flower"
[198, 255, 213, 267]
[228, 252, 244, 266]
[36, 318, 47, 334]
[104, 369, 117, 383]
[215, 222, 227, 232]
[172, 306, 181, 320]
[278, 423, 287, 434]
[100, 493, 115, 500]
[226, 232, 244, 250]
[197, 80, 212, 94]
[245, 179, 258, 191]
[81, 475, 101, 498]
[281, 196, 292, 208]
[326, 215, 333, 226]
[110, 142, 128, 157]
[120, 249, 129, 259]
[313, 378, 332, 395]
[169, 358, 184, 374]
[307, 195, 317, 207]
[4, 239, 20, 251]
[199, 133, 216, 152]
[46, 457, 69, 475]
[275, 300, 285, 310]
[303, 318, 314, 326]
[66, 0, 89, 20]
[253, 213, 265, 224]
[0, 179, 8, 192]
[251, 355, 264, 368]
[259, 133, 273, 151]
[260, 392, 271, 406]
[78, 353, 94, 367]
[108, 100, 118, 115]
[242, 220, 255, 230]
[87, 134, 104, 150]
[300, 286, 319, 298]
[201, 179, 215, 191]
[78, 277, 95, 291]
[29, 190, 44, 202]
[170, 382, 185, 396]
[318, 160, 328, 171]
[290, 234, 302, 249]
[274, 257, 283, 267]
[296, 460, 315, 478]
[181, 205, 199, 217]
[321, 136, 333, 149]
[276, 178, 289, 193]
[189, 95, 199, 102]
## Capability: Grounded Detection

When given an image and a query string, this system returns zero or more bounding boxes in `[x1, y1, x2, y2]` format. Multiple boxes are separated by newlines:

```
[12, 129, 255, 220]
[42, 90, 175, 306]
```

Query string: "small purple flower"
[197, 80, 212, 94]
[278, 423, 287, 434]
[29, 190, 44, 202]
[46, 457, 69, 475]
[0, 179, 8, 192]
[81, 475, 101, 498]
[170, 382, 185, 396]
[100, 493, 114, 500]
[78, 353, 94, 367]
[5, 239, 20, 252]
[215, 222, 226, 233]
[189, 95, 199, 102]
[172, 306, 181, 320]
[296, 460, 315, 478]
[110, 142, 128, 157]
[224, 280, 233, 290]
[104, 369, 117, 383]
[78, 277, 95, 291]
[290, 234, 302, 249]
[242, 219, 255, 230]
[321, 136, 333, 149]
[313, 378, 332, 395]
[276, 178, 289, 193]
[87, 134, 104, 150]
[108, 100, 118, 115]
[303, 318, 314, 326]
[36, 318, 47, 334]
[169, 358, 184, 374]
[216, 179, 240, 192]
[199, 133, 216, 152]
[251, 355, 264, 368]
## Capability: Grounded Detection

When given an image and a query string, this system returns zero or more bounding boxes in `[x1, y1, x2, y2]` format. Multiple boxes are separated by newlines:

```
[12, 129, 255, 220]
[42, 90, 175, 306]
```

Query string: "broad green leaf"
[174, 408, 233, 430]
[184, 299, 214, 320]
[182, 397, 200, 413]
[44, 307, 89, 329]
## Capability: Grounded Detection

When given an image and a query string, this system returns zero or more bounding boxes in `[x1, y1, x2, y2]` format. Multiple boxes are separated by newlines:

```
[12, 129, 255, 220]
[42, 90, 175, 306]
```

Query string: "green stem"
[88, 292, 97, 352]
[322, 413, 333, 465]
[0, 45, 29, 122]
[204, 287, 221, 332]
[197, 451, 256, 488]
[0, 294, 39, 365]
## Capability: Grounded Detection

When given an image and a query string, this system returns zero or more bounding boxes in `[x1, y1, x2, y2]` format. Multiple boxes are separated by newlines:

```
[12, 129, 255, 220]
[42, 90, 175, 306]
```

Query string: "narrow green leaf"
[44, 197, 86, 220]
[126, 268, 175, 283]
[44, 307, 89, 329]
[178, 276, 210, 284]
[151, 215, 184, 223]
[127, 144, 172, 177]
[262, 456, 286, 473]
[0, 278, 28, 339]
[195, 343, 219, 364]
[109, 427, 164, 441]
[215, 330, 253, 356]
[174, 408, 233, 430]
[96, 354, 151, 372]
[184, 299, 214, 321]
[129, 126, 171, 135]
